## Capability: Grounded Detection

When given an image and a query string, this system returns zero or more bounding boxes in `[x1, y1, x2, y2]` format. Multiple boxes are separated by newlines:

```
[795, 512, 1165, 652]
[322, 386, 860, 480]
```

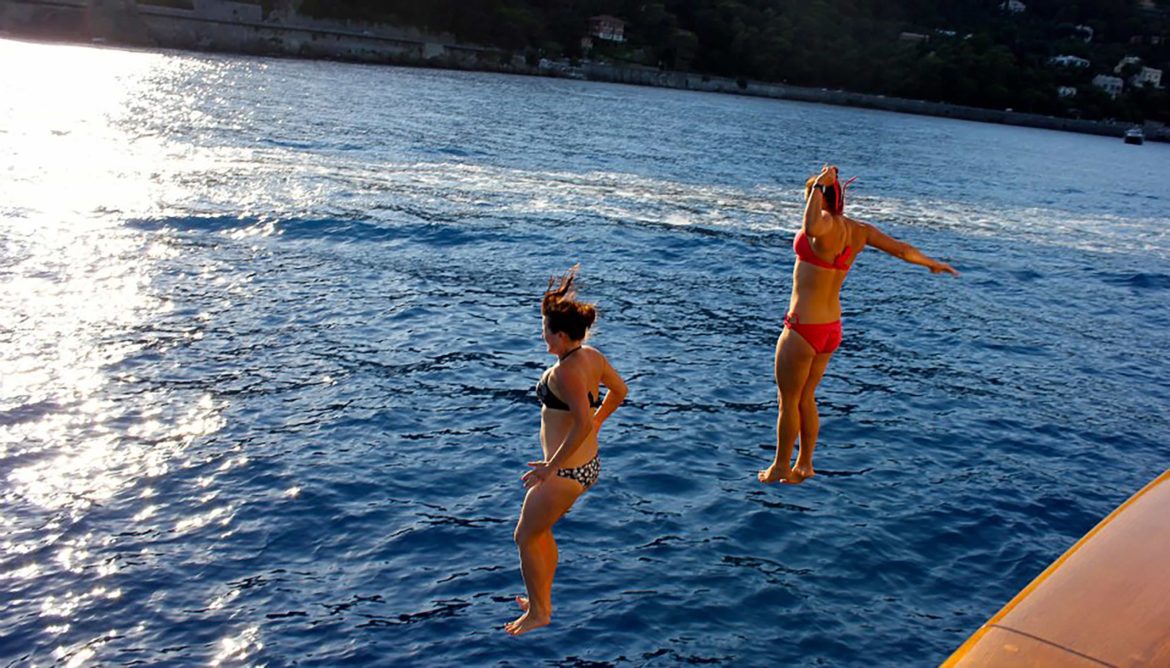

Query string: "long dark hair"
[542, 265, 597, 341]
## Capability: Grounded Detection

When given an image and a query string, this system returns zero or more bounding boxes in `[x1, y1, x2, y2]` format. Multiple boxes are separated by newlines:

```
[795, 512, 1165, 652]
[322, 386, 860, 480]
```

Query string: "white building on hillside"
[1000, 0, 1026, 14]
[1092, 74, 1123, 98]
[1048, 55, 1090, 68]
[588, 15, 625, 43]
[1136, 66, 1163, 88]
[1115, 57, 1164, 88]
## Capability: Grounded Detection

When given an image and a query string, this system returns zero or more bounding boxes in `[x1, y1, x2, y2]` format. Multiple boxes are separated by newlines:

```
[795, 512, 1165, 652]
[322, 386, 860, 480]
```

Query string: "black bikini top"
[536, 375, 603, 411]
[536, 347, 603, 411]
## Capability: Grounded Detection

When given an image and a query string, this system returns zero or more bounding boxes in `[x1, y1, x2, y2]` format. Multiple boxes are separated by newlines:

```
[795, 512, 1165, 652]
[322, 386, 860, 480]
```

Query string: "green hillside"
[296, 0, 1170, 123]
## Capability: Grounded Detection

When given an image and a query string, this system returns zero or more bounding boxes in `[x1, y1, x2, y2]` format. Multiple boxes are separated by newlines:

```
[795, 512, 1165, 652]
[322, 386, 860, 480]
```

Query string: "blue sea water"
[2, 38, 1169, 666]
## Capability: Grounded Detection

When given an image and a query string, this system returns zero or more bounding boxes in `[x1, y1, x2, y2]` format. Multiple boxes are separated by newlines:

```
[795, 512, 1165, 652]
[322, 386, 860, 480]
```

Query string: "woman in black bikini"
[506, 266, 628, 636]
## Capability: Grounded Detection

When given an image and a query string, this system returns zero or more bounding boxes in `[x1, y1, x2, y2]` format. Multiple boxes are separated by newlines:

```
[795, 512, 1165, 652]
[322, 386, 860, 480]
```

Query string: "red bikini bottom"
[784, 313, 843, 354]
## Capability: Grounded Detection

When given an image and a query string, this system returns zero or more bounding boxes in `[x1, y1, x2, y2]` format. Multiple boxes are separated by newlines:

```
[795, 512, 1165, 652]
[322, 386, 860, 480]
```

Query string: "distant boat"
[1124, 127, 1144, 145]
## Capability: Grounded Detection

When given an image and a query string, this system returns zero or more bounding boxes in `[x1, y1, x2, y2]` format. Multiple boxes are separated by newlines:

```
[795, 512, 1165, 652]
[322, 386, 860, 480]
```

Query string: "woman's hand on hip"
[522, 461, 554, 489]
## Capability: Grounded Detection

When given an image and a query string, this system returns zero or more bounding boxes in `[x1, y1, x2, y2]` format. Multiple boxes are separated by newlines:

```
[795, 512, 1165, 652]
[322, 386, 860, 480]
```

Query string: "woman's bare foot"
[515, 595, 529, 611]
[504, 609, 550, 636]
[790, 464, 815, 483]
[757, 463, 799, 484]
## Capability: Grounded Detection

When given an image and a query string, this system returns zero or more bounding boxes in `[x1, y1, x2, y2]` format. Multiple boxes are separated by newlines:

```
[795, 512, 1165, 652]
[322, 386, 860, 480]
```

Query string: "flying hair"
[542, 264, 597, 341]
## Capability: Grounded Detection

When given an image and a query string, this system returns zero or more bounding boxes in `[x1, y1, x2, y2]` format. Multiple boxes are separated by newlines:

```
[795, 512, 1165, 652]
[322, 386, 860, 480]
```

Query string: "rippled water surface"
[2, 38, 1169, 666]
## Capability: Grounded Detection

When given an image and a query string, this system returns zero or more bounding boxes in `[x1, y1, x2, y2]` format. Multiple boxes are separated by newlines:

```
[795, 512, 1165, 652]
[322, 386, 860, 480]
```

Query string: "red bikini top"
[794, 229, 852, 271]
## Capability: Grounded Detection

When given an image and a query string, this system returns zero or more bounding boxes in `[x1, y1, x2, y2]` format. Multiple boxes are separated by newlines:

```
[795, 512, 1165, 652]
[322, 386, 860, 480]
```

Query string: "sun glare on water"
[1, 39, 233, 662]
[0, 40, 173, 217]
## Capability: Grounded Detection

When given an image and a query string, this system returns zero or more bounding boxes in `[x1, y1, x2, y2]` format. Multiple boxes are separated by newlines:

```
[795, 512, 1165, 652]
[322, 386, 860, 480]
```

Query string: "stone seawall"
[132, 5, 504, 68]
[0, 0, 510, 68]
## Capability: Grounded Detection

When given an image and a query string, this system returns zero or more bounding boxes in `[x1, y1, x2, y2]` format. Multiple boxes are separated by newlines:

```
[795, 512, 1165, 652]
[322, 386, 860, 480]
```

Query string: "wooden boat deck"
[944, 469, 1170, 667]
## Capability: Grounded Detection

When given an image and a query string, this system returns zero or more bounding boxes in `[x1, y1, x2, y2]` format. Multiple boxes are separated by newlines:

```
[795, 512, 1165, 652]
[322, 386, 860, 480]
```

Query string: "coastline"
[2, 0, 1165, 143]
[581, 63, 1168, 143]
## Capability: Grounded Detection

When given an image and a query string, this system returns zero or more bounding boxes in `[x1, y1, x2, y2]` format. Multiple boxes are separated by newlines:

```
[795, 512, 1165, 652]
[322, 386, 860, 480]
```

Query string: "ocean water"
[2, 38, 1169, 666]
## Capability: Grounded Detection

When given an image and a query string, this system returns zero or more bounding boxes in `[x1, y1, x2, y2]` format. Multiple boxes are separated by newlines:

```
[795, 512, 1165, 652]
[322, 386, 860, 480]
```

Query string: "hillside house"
[1135, 66, 1163, 88]
[1048, 55, 1090, 68]
[588, 15, 625, 43]
[1092, 74, 1123, 98]
[1000, 0, 1026, 14]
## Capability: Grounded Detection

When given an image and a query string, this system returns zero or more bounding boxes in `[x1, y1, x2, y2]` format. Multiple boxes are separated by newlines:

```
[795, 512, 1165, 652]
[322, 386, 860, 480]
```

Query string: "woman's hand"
[522, 461, 555, 489]
[814, 164, 838, 187]
[930, 260, 960, 276]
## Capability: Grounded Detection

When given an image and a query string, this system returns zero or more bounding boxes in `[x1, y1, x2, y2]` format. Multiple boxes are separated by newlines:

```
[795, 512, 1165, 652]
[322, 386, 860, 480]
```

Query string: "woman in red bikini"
[758, 165, 959, 485]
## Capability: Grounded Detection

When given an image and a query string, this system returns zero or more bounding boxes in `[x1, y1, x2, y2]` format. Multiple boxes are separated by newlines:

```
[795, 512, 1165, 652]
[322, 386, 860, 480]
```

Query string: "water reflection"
[1, 39, 228, 662]
[7, 396, 225, 512]
[211, 625, 263, 667]
[0, 41, 168, 218]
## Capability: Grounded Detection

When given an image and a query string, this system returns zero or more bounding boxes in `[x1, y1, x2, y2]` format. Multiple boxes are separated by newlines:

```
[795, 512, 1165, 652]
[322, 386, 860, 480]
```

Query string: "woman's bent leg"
[793, 352, 833, 481]
[759, 328, 816, 484]
[506, 476, 581, 636]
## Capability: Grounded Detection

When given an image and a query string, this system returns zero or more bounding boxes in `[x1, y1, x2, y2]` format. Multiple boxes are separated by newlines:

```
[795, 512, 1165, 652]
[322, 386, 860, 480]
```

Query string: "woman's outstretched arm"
[860, 220, 960, 275]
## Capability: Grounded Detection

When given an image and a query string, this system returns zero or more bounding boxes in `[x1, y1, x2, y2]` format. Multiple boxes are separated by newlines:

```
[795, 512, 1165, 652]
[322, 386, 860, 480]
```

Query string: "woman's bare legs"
[759, 328, 816, 484]
[505, 476, 581, 636]
[792, 352, 833, 481]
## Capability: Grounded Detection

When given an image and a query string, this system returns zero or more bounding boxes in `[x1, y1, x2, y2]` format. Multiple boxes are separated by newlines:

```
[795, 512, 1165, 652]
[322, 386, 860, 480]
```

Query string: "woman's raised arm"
[802, 166, 837, 238]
